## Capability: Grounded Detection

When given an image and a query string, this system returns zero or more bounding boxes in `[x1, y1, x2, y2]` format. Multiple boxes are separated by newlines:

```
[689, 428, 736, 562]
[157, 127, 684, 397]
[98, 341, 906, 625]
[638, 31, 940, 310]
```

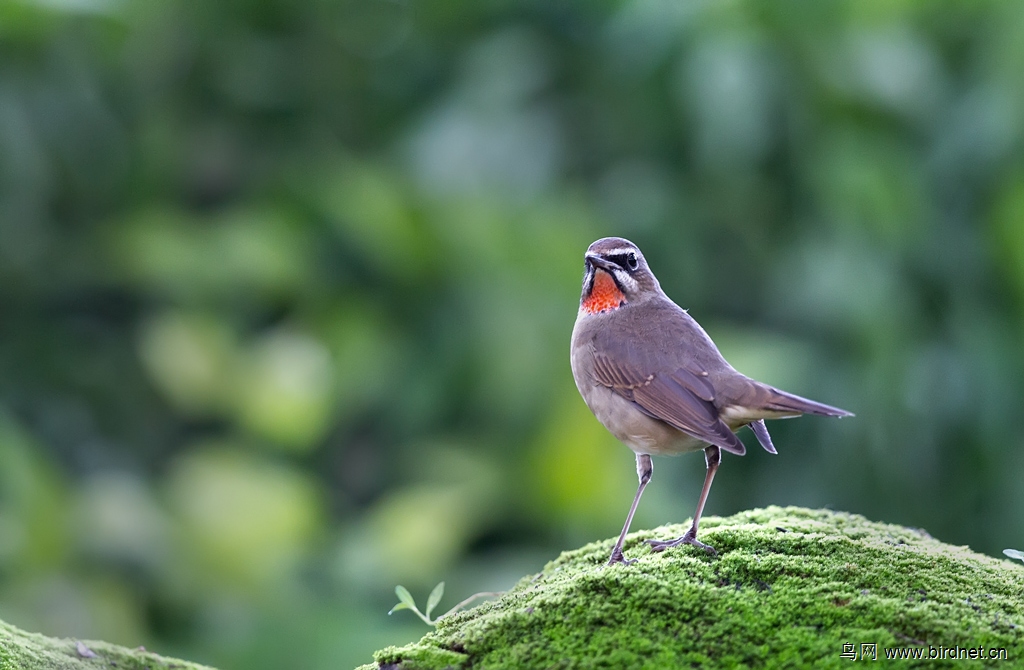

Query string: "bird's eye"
[605, 251, 640, 272]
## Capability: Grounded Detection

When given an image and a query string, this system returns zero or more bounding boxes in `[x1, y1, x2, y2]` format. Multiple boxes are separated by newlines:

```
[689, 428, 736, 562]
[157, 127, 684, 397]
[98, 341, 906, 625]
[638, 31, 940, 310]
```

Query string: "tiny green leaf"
[426, 582, 445, 618]
[1004, 549, 1024, 563]
[395, 585, 416, 609]
[388, 602, 411, 615]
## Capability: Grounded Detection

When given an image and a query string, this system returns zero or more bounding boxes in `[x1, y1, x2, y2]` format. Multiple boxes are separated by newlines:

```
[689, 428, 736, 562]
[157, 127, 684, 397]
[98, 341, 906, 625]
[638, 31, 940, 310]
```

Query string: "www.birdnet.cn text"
[840, 642, 1009, 661]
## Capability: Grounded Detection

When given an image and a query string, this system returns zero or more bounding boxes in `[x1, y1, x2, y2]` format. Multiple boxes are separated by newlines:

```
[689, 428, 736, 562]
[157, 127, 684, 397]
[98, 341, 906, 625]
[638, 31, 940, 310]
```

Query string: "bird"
[570, 237, 853, 566]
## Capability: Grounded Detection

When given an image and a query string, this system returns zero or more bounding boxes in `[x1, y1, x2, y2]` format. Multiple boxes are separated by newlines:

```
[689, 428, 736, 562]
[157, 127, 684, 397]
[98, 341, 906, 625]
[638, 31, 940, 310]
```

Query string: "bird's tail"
[760, 386, 854, 418]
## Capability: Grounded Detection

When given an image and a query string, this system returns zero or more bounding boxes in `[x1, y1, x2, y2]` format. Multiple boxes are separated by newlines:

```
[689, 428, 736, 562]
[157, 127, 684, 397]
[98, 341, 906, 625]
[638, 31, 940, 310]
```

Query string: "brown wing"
[590, 350, 746, 456]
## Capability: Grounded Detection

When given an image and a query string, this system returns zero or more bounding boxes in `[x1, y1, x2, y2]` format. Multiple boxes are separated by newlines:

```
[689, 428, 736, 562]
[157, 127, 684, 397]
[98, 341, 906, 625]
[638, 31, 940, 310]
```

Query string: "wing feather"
[749, 419, 777, 454]
[591, 350, 745, 456]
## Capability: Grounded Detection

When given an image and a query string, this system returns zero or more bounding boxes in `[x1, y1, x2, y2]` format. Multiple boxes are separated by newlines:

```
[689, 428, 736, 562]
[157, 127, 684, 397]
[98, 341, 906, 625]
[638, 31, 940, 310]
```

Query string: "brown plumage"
[570, 236, 852, 565]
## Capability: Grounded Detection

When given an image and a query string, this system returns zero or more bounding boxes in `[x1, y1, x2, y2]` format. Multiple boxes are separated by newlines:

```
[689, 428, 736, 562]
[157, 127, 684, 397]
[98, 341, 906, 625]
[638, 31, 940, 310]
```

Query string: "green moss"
[363, 507, 1024, 669]
[0, 620, 215, 670]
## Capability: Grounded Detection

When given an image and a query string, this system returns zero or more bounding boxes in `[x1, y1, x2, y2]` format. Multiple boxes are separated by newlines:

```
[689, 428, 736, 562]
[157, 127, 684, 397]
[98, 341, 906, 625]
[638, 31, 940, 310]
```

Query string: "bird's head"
[579, 237, 662, 315]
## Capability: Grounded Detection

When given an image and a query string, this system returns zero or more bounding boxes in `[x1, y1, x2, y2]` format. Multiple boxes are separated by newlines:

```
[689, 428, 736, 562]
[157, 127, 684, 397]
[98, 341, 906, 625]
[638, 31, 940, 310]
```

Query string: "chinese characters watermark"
[840, 643, 876, 661]
[840, 642, 1008, 661]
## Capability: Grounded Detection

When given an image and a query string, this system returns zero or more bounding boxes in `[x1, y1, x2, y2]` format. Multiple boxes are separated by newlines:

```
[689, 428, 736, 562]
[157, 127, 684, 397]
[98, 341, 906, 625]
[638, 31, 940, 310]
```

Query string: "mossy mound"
[0, 620, 215, 670]
[364, 507, 1024, 669]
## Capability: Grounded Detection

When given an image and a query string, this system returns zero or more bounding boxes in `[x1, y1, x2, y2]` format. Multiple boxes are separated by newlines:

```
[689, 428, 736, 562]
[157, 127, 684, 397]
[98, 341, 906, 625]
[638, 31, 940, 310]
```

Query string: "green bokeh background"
[2, 0, 1023, 668]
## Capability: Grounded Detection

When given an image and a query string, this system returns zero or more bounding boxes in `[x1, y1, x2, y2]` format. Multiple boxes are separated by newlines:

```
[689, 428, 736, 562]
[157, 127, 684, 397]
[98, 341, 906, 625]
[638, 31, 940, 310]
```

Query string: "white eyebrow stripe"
[596, 248, 638, 257]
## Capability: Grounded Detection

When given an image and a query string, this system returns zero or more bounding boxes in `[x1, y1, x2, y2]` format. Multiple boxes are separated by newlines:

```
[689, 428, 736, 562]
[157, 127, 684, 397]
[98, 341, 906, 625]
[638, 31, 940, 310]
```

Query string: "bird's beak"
[585, 253, 617, 273]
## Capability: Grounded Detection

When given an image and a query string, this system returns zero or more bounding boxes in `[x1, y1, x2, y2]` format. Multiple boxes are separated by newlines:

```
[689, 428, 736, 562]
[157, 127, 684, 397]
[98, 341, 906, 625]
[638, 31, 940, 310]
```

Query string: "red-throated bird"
[570, 237, 852, 565]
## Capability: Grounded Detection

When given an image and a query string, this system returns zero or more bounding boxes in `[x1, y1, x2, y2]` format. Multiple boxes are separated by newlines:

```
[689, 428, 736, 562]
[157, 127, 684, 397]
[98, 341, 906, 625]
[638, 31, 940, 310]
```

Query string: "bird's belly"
[578, 383, 706, 456]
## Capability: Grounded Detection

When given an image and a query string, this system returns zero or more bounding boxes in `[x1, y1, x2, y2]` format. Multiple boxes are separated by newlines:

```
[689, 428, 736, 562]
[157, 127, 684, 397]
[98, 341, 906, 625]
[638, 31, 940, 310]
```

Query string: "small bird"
[570, 237, 852, 565]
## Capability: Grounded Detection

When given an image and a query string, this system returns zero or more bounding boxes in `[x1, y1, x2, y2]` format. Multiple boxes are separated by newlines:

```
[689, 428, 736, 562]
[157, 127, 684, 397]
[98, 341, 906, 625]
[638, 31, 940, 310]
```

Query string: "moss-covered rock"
[363, 507, 1024, 669]
[0, 620, 215, 670]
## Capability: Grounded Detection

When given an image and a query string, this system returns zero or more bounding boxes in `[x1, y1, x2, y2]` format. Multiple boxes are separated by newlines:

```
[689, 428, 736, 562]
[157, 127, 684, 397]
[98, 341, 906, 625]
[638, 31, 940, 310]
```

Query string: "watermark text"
[840, 642, 1009, 661]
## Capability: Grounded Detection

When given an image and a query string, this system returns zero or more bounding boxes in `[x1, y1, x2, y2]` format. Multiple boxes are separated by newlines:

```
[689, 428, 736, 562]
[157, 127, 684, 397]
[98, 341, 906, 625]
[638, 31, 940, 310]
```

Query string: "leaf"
[395, 585, 416, 609]
[426, 581, 445, 618]
[1004, 549, 1024, 563]
[388, 602, 411, 615]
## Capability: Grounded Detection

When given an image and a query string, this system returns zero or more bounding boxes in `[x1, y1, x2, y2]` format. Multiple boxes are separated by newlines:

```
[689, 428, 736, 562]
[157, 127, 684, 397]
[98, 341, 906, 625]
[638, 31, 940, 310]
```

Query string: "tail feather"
[762, 387, 854, 418]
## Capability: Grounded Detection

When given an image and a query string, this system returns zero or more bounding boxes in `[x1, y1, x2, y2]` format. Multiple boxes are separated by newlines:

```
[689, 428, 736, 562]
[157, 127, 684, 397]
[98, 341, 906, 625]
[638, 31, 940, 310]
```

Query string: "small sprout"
[1004, 549, 1024, 564]
[389, 582, 445, 626]
[388, 582, 503, 627]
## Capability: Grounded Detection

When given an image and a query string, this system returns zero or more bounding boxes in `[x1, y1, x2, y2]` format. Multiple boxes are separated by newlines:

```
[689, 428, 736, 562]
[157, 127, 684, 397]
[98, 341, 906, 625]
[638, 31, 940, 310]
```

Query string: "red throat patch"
[582, 269, 626, 314]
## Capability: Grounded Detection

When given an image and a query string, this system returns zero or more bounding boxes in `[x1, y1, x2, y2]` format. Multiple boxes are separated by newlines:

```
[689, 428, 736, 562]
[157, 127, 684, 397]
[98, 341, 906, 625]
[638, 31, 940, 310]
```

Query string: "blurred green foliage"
[2, 0, 1024, 668]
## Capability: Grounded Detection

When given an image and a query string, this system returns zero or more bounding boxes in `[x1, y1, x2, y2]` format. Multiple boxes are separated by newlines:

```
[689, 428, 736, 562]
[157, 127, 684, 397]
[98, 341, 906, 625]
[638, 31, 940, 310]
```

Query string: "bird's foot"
[645, 530, 717, 556]
[606, 548, 637, 566]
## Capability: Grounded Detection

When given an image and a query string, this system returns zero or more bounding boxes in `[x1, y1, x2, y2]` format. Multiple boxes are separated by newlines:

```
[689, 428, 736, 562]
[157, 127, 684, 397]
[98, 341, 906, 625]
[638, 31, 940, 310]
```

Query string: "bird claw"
[645, 532, 717, 556]
[606, 550, 637, 566]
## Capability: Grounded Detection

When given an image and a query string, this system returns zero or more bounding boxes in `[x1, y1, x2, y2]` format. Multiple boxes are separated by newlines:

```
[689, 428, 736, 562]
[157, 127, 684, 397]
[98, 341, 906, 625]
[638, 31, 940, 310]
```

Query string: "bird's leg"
[607, 454, 653, 566]
[646, 446, 721, 556]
